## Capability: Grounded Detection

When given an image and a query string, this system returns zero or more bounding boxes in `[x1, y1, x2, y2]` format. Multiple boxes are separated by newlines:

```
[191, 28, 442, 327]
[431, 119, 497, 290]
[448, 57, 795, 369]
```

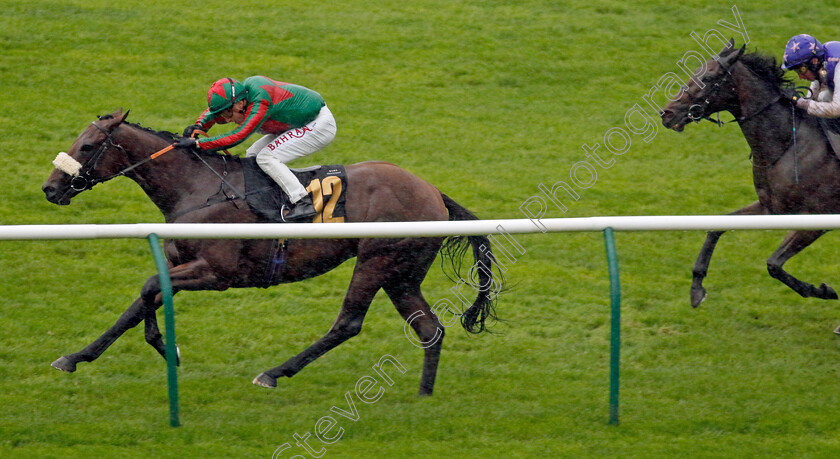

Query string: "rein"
[69, 122, 175, 191]
[68, 120, 249, 215]
[188, 149, 245, 200]
[687, 60, 786, 126]
[792, 102, 799, 183]
[685, 57, 804, 182]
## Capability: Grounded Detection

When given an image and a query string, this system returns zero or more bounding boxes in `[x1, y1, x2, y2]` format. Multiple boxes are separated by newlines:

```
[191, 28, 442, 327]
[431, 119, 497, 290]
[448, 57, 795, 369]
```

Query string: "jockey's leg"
[246, 135, 274, 157]
[256, 155, 310, 202]
[254, 106, 337, 221]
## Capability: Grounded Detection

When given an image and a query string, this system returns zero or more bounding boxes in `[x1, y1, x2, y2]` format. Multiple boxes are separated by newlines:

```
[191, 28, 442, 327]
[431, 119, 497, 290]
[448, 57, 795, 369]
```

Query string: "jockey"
[782, 34, 840, 118]
[176, 76, 337, 221]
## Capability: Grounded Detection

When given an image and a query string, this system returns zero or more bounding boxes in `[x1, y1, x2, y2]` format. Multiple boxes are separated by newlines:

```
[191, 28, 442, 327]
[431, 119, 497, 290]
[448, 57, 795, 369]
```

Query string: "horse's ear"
[718, 38, 736, 57]
[117, 108, 130, 124]
[718, 41, 745, 68]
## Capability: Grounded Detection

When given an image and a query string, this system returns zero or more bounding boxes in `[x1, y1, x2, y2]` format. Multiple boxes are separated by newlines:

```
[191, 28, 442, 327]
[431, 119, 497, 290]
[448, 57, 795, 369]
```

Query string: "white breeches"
[246, 105, 337, 202]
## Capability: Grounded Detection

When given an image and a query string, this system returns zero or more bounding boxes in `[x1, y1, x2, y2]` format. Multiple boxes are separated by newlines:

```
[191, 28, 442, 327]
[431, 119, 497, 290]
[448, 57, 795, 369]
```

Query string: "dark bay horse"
[661, 42, 840, 319]
[42, 109, 503, 394]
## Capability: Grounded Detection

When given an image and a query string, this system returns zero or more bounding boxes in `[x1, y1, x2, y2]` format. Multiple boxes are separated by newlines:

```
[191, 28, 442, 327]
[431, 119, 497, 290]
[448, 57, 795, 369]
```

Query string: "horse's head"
[661, 40, 745, 131]
[42, 109, 132, 205]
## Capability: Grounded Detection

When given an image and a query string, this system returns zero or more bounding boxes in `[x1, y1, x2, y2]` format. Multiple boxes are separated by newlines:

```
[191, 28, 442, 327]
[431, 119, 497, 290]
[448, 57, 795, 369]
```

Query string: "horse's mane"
[739, 51, 796, 89]
[99, 114, 237, 159]
[98, 114, 179, 142]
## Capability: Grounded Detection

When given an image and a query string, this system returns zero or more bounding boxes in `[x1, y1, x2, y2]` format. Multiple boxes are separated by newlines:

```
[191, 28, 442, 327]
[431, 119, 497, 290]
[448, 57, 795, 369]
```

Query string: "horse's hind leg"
[253, 252, 387, 388]
[691, 201, 767, 307]
[384, 285, 444, 396]
[767, 230, 837, 299]
[379, 240, 444, 395]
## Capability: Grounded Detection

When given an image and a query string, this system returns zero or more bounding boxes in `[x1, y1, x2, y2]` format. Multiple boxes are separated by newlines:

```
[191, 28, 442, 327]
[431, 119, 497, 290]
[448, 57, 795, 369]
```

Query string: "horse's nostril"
[42, 184, 60, 202]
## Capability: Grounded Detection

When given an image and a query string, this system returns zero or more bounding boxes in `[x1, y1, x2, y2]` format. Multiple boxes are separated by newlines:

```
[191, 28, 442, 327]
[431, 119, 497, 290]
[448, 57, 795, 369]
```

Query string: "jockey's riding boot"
[284, 195, 317, 222]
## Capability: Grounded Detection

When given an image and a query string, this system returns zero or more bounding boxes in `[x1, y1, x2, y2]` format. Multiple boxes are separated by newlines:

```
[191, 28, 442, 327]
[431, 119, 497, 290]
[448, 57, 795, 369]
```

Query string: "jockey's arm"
[195, 108, 218, 131]
[805, 72, 840, 118]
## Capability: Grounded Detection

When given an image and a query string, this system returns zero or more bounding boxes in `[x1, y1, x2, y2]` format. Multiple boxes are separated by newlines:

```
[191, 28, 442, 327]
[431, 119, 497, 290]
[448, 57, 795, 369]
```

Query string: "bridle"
[682, 52, 809, 182]
[685, 62, 736, 124]
[684, 53, 789, 127]
[68, 120, 158, 192]
[62, 118, 249, 213]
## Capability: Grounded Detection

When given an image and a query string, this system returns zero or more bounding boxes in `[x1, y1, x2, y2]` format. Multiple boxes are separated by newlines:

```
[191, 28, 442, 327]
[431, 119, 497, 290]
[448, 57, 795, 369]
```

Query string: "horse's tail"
[439, 193, 505, 334]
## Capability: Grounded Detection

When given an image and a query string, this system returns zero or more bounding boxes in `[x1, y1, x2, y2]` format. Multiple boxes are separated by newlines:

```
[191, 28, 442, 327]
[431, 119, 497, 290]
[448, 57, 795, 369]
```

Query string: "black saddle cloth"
[241, 156, 347, 222]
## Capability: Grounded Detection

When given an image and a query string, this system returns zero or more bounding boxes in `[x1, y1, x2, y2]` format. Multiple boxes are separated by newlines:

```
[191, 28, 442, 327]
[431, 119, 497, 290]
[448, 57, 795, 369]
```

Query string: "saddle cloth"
[241, 156, 348, 223]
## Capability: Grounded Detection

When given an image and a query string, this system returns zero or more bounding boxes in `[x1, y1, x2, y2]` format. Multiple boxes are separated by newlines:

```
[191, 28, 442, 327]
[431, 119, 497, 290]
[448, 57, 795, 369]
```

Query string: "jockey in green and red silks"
[177, 76, 336, 221]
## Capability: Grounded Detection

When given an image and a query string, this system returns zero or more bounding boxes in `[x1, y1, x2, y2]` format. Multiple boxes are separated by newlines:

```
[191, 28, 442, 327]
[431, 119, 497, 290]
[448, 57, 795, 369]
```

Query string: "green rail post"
[603, 227, 621, 425]
[147, 233, 180, 427]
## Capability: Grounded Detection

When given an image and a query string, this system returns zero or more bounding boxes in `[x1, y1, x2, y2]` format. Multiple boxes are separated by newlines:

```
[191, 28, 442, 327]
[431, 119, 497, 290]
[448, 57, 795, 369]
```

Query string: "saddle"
[241, 156, 348, 223]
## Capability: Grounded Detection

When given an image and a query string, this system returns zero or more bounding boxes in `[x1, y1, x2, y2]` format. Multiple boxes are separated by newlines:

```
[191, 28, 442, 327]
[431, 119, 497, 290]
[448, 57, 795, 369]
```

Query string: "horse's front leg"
[52, 258, 223, 373]
[51, 276, 161, 372]
[143, 309, 180, 366]
[691, 201, 767, 307]
[766, 229, 836, 299]
[692, 230, 724, 307]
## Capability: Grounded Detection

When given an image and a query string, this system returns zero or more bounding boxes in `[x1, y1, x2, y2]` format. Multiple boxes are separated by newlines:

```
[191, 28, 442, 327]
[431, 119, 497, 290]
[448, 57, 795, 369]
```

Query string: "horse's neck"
[733, 68, 793, 163]
[738, 104, 791, 151]
[118, 126, 238, 218]
[732, 75, 832, 193]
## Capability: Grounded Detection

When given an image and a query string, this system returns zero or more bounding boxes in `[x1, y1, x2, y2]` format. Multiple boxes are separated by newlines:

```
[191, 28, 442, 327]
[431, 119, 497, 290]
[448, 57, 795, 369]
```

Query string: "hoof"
[253, 372, 277, 388]
[51, 356, 76, 373]
[835, 325, 840, 336]
[690, 286, 707, 308]
[818, 283, 839, 300]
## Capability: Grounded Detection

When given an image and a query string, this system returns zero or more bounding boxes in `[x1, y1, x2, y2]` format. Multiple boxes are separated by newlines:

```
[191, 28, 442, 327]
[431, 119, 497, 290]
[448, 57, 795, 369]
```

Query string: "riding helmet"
[207, 78, 248, 116]
[782, 34, 825, 69]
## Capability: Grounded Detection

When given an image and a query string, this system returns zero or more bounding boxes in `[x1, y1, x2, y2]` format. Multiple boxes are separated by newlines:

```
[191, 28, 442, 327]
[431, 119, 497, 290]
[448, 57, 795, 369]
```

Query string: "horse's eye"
[80, 144, 94, 152]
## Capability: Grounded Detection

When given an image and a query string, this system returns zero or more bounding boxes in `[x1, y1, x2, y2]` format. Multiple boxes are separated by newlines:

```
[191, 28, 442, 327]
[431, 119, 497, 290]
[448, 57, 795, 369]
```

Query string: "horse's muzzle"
[660, 109, 686, 132]
[42, 183, 72, 205]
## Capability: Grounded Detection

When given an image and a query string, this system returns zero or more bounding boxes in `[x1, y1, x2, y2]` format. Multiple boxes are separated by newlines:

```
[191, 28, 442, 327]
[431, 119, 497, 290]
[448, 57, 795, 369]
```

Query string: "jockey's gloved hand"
[174, 137, 200, 152]
[183, 124, 203, 138]
[781, 88, 801, 102]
